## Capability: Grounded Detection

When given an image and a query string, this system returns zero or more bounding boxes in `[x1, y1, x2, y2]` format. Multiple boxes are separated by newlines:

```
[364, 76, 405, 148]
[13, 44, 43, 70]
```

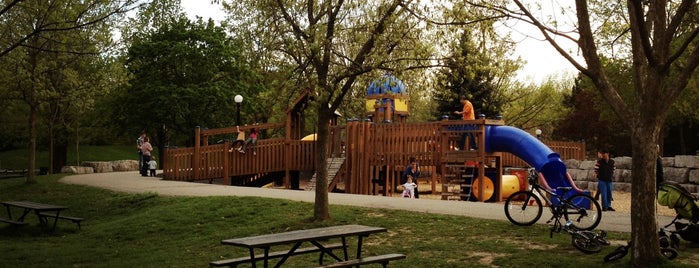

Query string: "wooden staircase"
[305, 157, 346, 191]
[441, 163, 477, 201]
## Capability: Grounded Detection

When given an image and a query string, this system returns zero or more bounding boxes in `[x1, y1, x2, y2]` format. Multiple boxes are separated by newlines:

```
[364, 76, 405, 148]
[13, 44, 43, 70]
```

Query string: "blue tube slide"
[484, 125, 580, 192]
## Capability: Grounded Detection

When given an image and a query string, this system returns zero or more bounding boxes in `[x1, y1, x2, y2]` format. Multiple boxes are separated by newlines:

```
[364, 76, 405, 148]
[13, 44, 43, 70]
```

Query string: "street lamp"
[234, 94, 243, 126]
[535, 129, 542, 139]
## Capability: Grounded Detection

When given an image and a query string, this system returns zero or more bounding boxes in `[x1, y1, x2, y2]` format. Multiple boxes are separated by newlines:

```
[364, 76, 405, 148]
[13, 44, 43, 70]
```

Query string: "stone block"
[614, 156, 632, 170]
[664, 167, 689, 183]
[81, 161, 113, 173]
[60, 166, 94, 174]
[674, 155, 699, 168]
[111, 160, 139, 171]
[564, 159, 580, 169]
[689, 169, 699, 184]
[579, 160, 597, 170]
[568, 169, 586, 181]
[661, 157, 674, 168]
[614, 182, 631, 192]
[614, 169, 632, 183]
[573, 181, 589, 190]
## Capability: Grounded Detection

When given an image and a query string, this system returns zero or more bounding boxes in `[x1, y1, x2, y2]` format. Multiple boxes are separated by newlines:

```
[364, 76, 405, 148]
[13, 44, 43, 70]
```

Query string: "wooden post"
[223, 141, 230, 185]
[194, 126, 201, 181]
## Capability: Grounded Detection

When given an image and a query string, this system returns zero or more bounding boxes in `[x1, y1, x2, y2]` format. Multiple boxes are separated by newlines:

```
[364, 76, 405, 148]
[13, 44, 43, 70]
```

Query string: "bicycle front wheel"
[571, 232, 602, 254]
[564, 193, 602, 230]
[504, 191, 542, 226]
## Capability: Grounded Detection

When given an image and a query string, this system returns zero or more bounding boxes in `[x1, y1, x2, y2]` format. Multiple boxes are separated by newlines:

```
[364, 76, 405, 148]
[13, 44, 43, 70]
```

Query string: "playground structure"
[162, 75, 586, 202]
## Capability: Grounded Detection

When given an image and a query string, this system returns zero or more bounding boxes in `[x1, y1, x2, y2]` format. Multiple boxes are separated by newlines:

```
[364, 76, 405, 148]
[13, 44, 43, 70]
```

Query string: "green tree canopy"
[109, 17, 261, 157]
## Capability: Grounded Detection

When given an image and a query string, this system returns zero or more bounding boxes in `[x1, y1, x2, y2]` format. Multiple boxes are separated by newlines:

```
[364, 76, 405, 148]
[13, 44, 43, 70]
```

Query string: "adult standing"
[139, 137, 153, 177]
[453, 95, 478, 150]
[594, 149, 616, 211]
[402, 157, 420, 198]
[656, 144, 664, 192]
[137, 131, 146, 176]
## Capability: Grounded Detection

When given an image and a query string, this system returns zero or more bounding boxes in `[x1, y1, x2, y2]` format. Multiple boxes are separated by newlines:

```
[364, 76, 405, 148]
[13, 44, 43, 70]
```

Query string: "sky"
[179, 0, 579, 84]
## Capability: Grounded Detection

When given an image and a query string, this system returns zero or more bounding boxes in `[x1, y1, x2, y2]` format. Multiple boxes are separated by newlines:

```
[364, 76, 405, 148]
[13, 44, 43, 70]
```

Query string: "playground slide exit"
[484, 125, 583, 193]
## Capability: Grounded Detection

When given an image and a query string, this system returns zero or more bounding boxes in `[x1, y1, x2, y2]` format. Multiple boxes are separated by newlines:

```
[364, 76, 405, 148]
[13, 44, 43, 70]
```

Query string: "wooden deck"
[162, 120, 585, 198]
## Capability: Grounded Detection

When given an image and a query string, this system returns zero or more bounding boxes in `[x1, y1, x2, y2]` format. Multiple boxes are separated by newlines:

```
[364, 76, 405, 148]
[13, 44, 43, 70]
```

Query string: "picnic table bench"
[313, 253, 406, 268]
[0, 201, 83, 231]
[210, 243, 345, 267]
[213, 224, 404, 268]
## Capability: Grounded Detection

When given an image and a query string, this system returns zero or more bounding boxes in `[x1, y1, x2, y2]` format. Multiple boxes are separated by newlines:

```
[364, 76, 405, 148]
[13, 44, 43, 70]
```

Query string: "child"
[148, 156, 157, 177]
[239, 128, 258, 155]
[402, 175, 417, 198]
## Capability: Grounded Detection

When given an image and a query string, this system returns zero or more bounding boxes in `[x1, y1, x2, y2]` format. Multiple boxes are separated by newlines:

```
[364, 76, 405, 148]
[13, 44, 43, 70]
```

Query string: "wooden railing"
[163, 121, 586, 193]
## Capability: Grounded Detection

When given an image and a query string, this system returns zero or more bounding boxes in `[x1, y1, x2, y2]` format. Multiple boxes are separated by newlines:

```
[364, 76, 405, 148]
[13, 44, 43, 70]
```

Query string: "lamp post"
[535, 129, 542, 139]
[234, 94, 243, 126]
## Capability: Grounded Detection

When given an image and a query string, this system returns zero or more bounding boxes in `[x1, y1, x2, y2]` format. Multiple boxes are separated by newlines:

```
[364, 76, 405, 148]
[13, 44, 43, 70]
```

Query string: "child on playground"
[238, 128, 258, 155]
[148, 156, 157, 177]
[402, 175, 418, 198]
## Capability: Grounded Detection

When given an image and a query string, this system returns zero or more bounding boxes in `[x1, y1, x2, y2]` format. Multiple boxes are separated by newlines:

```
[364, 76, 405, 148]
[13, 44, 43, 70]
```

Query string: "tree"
[0, 0, 137, 183]
[486, 0, 699, 264]
[111, 17, 260, 163]
[503, 78, 571, 137]
[222, 0, 436, 221]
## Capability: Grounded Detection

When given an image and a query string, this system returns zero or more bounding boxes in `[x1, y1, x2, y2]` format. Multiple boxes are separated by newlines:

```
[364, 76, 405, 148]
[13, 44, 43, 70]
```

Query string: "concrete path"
[60, 171, 674, 233]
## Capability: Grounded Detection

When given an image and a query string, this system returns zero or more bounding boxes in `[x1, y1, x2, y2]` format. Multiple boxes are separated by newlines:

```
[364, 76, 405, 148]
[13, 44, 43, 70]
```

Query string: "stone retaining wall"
[61, 160, 139, 174]
[565, 155, 699, 194]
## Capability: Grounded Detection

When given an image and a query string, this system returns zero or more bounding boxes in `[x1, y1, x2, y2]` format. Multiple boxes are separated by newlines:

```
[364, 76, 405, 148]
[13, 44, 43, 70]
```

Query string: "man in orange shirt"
[454, 95, 478, 150]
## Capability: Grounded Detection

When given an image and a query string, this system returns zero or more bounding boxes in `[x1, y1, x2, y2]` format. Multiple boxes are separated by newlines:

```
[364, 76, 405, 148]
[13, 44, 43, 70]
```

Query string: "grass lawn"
[1, 175, 698, 267]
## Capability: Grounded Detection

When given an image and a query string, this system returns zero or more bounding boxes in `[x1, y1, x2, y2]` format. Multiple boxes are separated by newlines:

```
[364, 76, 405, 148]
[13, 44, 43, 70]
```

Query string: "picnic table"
[0, 201, 82, 231]
[212, 224, 405, 268]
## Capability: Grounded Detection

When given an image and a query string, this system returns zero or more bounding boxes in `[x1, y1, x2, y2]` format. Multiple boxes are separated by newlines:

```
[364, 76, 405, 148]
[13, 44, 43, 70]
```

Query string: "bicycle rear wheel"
[571, 232, 602, 254]
[564, 193, 602, 230]
[504, 191, 542, 226]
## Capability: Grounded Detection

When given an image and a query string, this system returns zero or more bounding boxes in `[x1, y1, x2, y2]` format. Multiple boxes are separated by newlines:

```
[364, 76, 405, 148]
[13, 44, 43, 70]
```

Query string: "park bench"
[210, 243, 346, 267]
[38, 213, 84, 229]
[0, 217, 28, 227]
[313, 253, 406, 268]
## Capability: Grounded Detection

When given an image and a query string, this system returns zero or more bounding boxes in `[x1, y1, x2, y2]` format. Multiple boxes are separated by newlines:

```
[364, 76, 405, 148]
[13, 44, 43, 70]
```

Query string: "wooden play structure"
[162, 75, 586, 202]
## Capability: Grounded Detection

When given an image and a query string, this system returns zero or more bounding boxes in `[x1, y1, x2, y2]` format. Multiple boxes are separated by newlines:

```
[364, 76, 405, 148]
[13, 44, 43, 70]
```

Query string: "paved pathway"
[60, 171, 675, 233]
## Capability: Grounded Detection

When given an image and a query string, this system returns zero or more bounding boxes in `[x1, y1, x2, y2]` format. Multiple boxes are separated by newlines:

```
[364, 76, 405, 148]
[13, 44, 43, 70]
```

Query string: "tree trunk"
[629, 121, 662, 265]
[26, 103, 37, 184]
[313, 105, 332, 221]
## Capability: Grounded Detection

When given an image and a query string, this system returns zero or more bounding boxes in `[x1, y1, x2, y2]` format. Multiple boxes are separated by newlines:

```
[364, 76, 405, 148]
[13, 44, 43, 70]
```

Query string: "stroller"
[604, 181, 698, 262]
[657, 181, 699, 244]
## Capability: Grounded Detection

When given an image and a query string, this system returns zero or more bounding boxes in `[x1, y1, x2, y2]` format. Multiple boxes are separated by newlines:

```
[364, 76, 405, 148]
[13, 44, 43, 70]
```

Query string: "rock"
[61, 166, 94, 174]
[81, 161, 113, 173]
[674, 155, 699, 168]
[579, 160, 597, 170]
[689, 169, 699, 184]
[564, 159, 580, 169]
[614, 182, 632, 192]
[615, 169, 632, 183]
[664, 167, 689, 183]
[613, 156, 632, 170]
[661, 157, 674, 168]
[111, 160, 139, 171]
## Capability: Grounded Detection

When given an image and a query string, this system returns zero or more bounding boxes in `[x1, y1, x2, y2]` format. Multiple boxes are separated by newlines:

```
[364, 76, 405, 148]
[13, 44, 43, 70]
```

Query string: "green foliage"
[433, 26, 521, 120]
[1, 175, 696, 267]
[502, 78, 571, 136]
[109, 17, 262, 147]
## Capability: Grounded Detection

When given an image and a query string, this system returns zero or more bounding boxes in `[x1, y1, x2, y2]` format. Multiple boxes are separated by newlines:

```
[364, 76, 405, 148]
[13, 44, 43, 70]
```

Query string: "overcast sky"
[179, 0, 579, 84]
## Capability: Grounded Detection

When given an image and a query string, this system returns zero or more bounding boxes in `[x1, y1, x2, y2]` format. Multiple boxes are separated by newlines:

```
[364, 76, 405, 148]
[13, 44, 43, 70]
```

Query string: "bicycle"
[504, 168, 602, 231]
[556, 217, 610, 254]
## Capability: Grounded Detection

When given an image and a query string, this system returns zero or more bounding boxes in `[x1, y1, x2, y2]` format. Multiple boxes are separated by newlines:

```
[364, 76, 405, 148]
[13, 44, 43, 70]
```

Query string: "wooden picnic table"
[218, 224, 388, 268]
[1, 201, 68, 231]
